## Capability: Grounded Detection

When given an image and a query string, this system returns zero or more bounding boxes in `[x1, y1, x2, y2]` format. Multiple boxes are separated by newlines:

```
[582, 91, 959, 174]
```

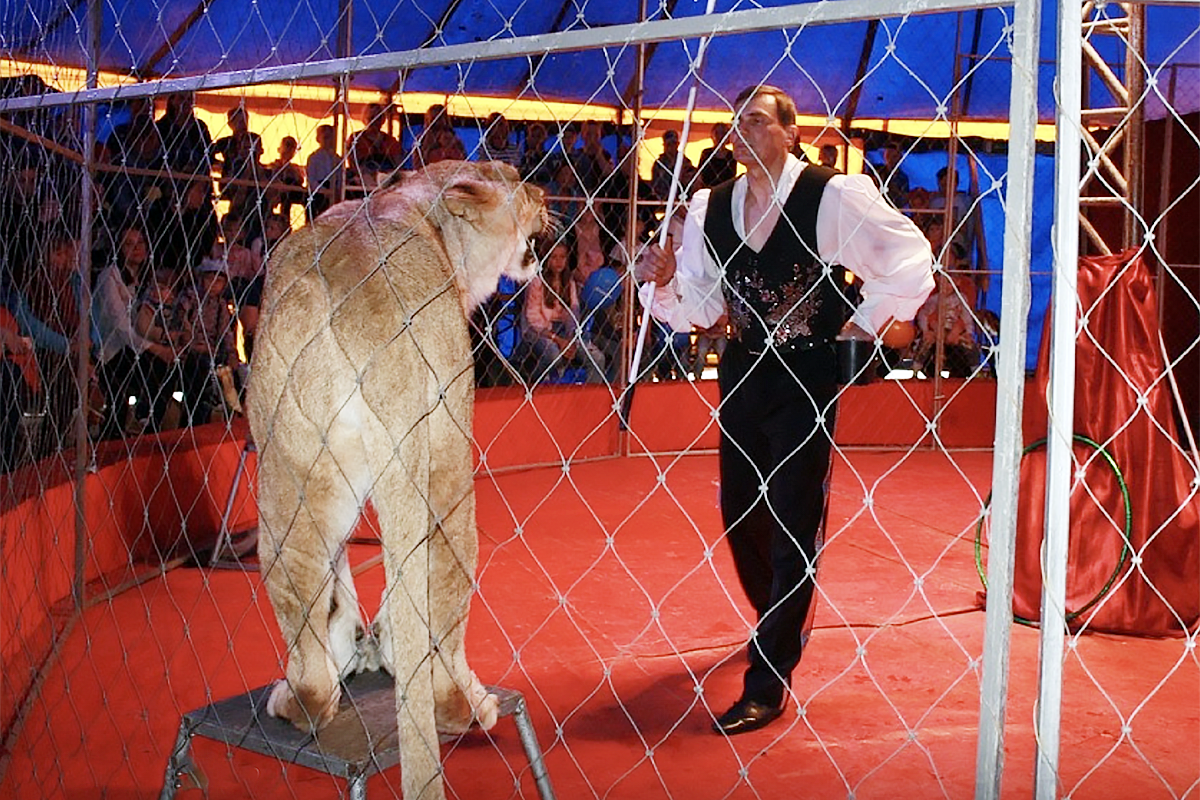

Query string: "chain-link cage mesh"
[0, 1, 1197, 798]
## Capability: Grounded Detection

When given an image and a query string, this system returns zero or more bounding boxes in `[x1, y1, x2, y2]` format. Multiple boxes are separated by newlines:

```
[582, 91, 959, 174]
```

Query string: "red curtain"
[1013, 250, 1199, 635]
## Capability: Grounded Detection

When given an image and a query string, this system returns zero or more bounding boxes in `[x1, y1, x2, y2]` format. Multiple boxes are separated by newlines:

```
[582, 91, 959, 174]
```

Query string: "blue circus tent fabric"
[1, 1, 1195, 121]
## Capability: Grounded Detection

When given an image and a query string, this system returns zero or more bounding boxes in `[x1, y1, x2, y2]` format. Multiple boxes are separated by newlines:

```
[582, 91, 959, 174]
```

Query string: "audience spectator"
[416, 103, 465, 167]
[242, 213, 290, 361]
[698, 122, 736, 189]
[543, 123, 578, 182]
[212, 211, 261, 359]
[574, 121, 613, 193]
[912, 271, 979, 379]
[175, 257, 236, 426]
[151, 177, 218, 280]
[155, 92, 212, 181]
[10, 234, 89, 455]
[305, 123, 343, 219]
[520, 239, 605, 384]
[818, 143, 839, 169]
[596, 143, 655, 260]
[267, 136, 306, 220]
[423, 125, 467, 165]
[546, 160, 583, 224]
[518, 121, 552, 184]
[580, 265, 623, 383]
[691, 315, 727, 381]
[92, 226, 175, 439]
[478, 112, 521, 167]
[132, 265, 187, 430]
[572, 207, 607, 293]
[349, 103, 403, 190]
[0, 316, 34, 472]
[0, 157, 57, 290]
[212, 107, 262, 203]
[930, 166, 980, 267]
[650, 129, 695, 200]
[879, 141, 910, 209]
[104, 97, 163, 228]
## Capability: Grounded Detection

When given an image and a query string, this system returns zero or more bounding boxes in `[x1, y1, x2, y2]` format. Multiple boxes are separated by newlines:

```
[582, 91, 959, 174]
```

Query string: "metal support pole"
[1034, 2, 1084, 797]
[618, 0, 648, 443]
[73, 0, 102, 612]
[974, 0, 1040, 796]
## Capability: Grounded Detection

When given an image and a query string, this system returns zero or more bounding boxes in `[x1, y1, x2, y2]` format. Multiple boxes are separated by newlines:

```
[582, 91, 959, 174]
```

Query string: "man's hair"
[733, 84, 797, 127]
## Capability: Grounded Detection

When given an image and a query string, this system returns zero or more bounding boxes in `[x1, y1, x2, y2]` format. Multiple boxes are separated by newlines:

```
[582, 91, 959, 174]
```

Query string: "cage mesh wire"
[0, 1, 1197, 798]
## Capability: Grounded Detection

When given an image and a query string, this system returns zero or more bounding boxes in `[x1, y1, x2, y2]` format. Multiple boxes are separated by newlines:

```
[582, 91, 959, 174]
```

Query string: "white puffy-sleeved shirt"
[641, 155, 935, 338]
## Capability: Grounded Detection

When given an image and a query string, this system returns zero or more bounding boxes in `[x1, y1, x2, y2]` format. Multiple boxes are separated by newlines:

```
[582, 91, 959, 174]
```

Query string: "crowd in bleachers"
[0, 84, 993, 472]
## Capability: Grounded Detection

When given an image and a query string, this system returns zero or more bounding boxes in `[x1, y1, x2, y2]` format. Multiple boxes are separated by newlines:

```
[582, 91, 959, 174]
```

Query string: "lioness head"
[381, 160, 548, 314]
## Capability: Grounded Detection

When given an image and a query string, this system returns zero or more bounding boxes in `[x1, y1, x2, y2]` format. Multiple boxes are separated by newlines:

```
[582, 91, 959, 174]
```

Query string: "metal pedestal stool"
[159, 670, 555, 799]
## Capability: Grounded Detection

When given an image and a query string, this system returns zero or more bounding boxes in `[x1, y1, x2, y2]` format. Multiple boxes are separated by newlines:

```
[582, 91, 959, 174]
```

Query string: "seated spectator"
[520, 240, 605, 384]
[880, 141, 910, 209]
[698, 122, 736, 189]
[10, 234, 90, 456]
[691, 315, 727, 381]
[0, 157, 54, 288]
[133, 265, 187, 430]
[575, 121, 613, 193]
[212, 211, 262, 359]
[92, 225, 177, 439]
[818, 143, 839, 169]
[651, 129, 696, 200]
[912, 271, 979, 379]
[478, 112, 521, 167]
[0, 318, 34, 472]
[416, 104, 465, 168]
[268, 136, 306, 220]
[546, 160, 583, 224]
[150, 177, 218, 281]
[596, 143, 656, 256]
[543, 123, 578, 182]
[306, 123, 344, 220]
[349, 102, 403, 190]
[519, 121, 552, 185]
[242, 212, 289, 359]
[580, 266, 623, 383]
[423, 125, 467, 165]
[572, 207, 606, 292]
[175, 257, 237, 425]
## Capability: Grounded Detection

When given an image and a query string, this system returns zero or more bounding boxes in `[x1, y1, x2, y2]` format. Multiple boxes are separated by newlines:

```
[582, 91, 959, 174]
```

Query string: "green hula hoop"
[974, 434, 1133, 627]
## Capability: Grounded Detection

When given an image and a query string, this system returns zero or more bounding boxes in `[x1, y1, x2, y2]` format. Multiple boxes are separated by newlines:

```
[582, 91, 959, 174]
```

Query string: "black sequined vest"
[704, 165, 849, 353]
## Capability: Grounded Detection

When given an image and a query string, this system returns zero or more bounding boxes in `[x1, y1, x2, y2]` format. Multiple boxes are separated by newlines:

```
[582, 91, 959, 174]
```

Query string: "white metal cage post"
[975, 0, 1041, 797]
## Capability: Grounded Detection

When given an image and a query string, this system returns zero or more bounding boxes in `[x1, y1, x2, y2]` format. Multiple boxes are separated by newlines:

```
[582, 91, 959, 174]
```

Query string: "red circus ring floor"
[0, 380, 1196, 798]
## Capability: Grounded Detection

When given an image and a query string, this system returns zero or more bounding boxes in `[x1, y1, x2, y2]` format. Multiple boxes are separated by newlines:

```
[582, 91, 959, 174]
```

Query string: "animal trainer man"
[638, 85, 935, 735]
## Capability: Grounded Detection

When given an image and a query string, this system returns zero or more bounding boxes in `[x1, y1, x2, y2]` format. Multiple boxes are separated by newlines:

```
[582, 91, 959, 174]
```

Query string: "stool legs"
[158, 720, 196, 800]
[347, 771, 367, 800]
[511, 694, 556, 800]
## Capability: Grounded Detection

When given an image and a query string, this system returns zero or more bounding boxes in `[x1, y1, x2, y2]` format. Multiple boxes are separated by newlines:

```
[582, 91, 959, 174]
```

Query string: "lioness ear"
[440, 179, 497, 223]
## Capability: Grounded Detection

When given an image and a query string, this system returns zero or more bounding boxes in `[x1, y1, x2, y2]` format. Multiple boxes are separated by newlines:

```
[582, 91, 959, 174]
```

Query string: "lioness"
[248, 161, 547, 799]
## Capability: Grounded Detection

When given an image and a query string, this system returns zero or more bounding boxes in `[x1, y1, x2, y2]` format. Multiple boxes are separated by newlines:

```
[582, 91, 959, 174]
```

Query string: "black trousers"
[718, 340, 838, 706]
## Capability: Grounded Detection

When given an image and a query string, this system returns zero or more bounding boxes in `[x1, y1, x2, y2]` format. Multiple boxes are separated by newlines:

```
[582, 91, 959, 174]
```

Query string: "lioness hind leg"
[259, 449, 364, 733]
[329, 547, 366, 678]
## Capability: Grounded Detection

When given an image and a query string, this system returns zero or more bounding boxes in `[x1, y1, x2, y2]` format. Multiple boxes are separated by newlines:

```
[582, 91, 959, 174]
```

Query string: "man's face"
[732, 93, 795, 169]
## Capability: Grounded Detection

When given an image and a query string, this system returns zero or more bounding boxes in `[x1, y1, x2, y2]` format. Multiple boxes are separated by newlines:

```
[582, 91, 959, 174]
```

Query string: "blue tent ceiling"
[1, 0, 1196, 121]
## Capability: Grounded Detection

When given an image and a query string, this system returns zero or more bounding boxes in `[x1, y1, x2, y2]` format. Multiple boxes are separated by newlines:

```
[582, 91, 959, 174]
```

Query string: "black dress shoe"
[712, 698, 784, 735]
